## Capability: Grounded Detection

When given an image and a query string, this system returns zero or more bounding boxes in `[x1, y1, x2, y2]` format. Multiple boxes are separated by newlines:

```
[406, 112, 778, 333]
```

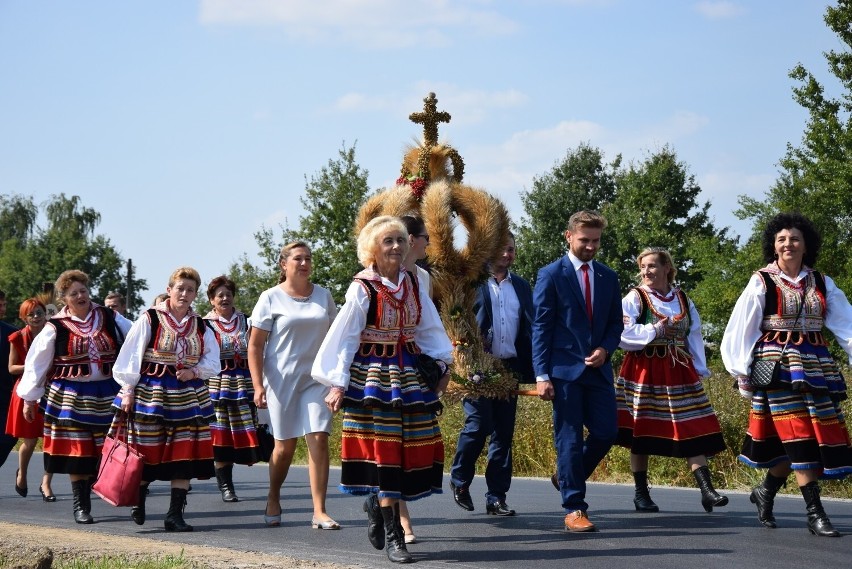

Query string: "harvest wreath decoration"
[355, 93, 517, 400]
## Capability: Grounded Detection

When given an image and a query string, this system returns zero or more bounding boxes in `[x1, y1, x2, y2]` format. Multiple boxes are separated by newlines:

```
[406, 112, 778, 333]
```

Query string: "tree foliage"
[602, 146, 731, 294]
[281, 142, 372, 304]
[198, 142, 372, 315]
[0, 193, 148, 319]
[513, 143, 619, 282]
[737, 1, 852, 292]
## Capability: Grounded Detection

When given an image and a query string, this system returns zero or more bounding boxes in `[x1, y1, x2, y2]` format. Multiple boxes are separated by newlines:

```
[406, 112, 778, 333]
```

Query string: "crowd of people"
[1, 210, 851, 564]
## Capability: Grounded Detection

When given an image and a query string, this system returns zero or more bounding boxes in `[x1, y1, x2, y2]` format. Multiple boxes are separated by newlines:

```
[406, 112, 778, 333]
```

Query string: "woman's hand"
[176, 367, 197, 382]
[325, 387, 344, 413]
[120, 390, 135, 413]
[435, 371, 451, 397]
[254, 387, 267, 409]
[22, 401, 36, 423]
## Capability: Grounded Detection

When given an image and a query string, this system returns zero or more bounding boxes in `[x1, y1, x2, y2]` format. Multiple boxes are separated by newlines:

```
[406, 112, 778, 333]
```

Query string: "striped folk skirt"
[741, 338, 852, 478]
[207, 369, 260, 465]
[112, 374, 215, 482]
[615, 351, 726, 458]
[40, 377, 120, 475]
[741, 388, 852, 479]
[340, 350, 444, 500]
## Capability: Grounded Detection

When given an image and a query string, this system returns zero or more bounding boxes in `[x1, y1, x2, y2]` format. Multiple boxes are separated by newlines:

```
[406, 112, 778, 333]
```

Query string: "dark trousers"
[551, 369, 617, 512]
[450, 394, 519, 503]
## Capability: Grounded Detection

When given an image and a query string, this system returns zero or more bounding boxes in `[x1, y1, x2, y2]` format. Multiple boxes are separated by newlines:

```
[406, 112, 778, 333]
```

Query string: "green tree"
[738, 1, 852, 292]
[601, 146, 731, 293]
[513, 143, 620, 283]
[0, 193, 148, 318]
[282, 142, 372, 304]
[199, 142, 372, 313]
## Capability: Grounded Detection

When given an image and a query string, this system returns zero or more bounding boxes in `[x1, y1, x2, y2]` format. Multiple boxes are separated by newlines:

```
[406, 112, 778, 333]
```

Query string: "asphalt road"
[1, 453, 850, 568]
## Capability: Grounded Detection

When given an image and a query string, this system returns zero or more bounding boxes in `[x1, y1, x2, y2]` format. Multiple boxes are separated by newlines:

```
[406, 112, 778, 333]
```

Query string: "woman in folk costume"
[203, 275, 260, 503]
[7, 297, 55, 501]
[615, 247, 727, 513]
[18, 270, 132, 524]
[313, 216, 452, 564]
[722, 212, 852, 537]
[114, 266, 221, 532]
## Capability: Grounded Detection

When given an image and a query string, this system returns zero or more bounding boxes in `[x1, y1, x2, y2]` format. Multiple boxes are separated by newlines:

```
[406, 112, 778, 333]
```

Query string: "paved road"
[1, 453, 850, 568]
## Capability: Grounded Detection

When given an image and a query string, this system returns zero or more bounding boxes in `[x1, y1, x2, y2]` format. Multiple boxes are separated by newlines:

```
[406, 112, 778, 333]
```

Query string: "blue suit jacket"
[474, 272, 535, 383]
[531, 255, 623, 382]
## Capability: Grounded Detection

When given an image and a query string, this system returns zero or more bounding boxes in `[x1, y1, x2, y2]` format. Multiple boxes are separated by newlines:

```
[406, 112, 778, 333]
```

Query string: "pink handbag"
[92, 415, 145, 507]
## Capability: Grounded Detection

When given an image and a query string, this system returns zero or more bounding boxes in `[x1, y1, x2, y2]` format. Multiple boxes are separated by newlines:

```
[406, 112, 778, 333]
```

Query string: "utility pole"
[126, 259, 134, 318]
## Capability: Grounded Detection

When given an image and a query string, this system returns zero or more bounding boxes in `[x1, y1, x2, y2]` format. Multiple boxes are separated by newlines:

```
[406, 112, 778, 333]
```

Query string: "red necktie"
[581, 263, 593, 322]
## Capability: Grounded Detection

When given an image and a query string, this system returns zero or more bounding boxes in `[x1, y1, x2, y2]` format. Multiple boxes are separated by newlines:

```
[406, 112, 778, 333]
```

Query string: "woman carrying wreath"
[722, 212, 852, 536]
[615, 247, 727, 513]
[312, 215, 452, 564]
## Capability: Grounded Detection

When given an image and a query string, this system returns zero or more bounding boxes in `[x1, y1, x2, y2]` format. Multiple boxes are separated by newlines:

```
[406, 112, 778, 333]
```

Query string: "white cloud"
[199, 0, 518, 48]
[694, 1, 746, 20]
[460, 112, 717, 223]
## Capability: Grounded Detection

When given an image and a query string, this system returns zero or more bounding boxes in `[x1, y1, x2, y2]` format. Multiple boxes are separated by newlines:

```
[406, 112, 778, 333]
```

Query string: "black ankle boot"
[131, 484, 148, 525]
[380, 505, 413, 563]
[363, 494, 385, 550]
[71, 479, 94, 524]
[693, 465, 729, 512]
[750, 471, 787, 528]
[215, 465, 239, 503]
[800, 482, 840, 537]
[164, 488, 193, 532]
[632, 471, 659, 512]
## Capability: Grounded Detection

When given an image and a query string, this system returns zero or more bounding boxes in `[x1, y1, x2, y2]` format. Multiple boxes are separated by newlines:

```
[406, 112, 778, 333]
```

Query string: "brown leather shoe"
[564, 510, 596, 532]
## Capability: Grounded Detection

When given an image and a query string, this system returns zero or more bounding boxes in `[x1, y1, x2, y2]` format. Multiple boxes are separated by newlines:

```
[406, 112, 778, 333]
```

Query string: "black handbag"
[416, 353, 444, 392]
[256, 423, 276, 463]
[749, 289, 806, 389]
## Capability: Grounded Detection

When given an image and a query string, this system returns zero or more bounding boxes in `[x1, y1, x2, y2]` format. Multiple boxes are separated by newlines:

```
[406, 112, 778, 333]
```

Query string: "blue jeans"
[450, 395, 518, 503]
[551, 369, 617, 512]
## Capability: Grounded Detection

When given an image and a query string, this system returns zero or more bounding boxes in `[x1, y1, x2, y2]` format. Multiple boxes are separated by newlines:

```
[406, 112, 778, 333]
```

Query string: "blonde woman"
[313, 216, 452, 563]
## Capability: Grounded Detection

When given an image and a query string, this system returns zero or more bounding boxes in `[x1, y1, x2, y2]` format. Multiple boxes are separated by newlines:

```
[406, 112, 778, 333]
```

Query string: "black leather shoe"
[450, 482, 474, 511]
[486, 501, 516, 516]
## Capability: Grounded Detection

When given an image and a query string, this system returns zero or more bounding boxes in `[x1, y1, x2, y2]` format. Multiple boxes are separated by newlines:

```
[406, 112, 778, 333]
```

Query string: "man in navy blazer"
[532, 210, 623, 532]
[450, 233, 534, 516]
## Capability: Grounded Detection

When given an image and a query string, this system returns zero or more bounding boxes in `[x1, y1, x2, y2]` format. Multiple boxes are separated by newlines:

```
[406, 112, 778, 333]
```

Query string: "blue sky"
[0, 1, 839, 303]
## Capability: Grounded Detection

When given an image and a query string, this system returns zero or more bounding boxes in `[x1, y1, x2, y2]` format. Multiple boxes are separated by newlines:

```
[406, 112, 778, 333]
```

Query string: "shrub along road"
[1, 454, 849, 568]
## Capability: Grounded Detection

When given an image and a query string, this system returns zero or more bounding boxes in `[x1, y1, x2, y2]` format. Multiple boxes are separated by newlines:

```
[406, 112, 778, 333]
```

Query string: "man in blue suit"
[450, 233, 534, 516]
[532, 210, 623, 532]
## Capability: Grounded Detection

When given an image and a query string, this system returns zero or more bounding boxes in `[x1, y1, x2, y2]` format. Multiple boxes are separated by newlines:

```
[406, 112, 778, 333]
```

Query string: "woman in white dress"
[248, 241, 339, 529]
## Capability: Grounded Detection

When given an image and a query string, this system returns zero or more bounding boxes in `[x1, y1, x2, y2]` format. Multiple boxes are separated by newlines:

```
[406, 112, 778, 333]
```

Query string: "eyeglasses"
[417, 234, 430, 243]
[26, 309, 45, 319]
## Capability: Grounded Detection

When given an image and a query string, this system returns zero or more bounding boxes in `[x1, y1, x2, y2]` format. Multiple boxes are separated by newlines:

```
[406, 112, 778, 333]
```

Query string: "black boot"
[632, 471, 659, 512]
[750, 471, 787, 528]
[693, 465, 729, 512]
[131, 484, 148, 525]
[71, 479, 94, 524]
[800, 482, 840, 537]
[164, 488, 193, 532]
[380, 505, 413, 563]
[215, 465, 239, 503]
[363, 494, 385, 550]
